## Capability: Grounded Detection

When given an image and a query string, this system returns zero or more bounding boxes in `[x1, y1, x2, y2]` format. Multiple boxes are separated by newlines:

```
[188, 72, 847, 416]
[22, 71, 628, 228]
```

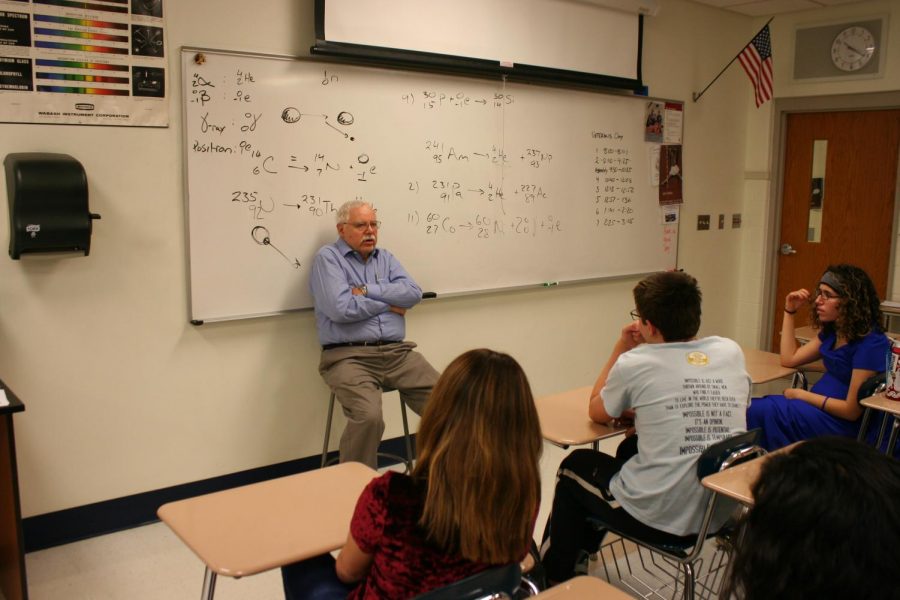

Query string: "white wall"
[0, 0, 756, 516]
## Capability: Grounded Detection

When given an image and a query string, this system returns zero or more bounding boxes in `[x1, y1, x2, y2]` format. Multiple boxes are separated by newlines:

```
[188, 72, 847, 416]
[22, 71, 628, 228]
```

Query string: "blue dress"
[747, 329, 890, 451]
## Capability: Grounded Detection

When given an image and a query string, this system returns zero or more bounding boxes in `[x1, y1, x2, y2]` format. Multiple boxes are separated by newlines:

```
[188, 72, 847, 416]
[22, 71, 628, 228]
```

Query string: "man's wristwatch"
[360, 285, 368, 296]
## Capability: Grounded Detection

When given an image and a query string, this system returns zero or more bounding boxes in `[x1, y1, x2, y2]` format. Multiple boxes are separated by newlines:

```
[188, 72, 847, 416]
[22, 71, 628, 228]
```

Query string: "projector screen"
[314, 0, 644, 90]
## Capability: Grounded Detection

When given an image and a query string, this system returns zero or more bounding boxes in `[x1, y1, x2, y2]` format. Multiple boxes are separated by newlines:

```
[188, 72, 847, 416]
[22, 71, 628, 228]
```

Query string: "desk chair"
[321, 389, 415, 472]
[413, 563, 539, 600]
[593, 429, 765, 600]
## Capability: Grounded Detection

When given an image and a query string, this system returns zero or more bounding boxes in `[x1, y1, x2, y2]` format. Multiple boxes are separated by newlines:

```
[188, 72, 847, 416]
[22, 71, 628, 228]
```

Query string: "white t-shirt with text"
[603, 336, 750, 536]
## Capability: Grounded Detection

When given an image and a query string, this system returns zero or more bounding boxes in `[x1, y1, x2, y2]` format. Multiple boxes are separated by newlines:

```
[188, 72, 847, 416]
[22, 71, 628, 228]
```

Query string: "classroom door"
[771, 109, 900, 351]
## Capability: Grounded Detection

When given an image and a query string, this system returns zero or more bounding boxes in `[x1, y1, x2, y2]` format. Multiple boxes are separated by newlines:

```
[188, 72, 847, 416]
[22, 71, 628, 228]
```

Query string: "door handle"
[780, 243, 797, 255]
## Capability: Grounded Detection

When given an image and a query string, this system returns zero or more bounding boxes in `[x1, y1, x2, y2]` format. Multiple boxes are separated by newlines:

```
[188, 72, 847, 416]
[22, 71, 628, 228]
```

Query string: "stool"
[321, 390, 415, 472]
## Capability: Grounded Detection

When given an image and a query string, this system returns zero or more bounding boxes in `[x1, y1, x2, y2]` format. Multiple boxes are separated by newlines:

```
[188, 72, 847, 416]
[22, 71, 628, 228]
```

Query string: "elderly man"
[310, 200, 438, 468]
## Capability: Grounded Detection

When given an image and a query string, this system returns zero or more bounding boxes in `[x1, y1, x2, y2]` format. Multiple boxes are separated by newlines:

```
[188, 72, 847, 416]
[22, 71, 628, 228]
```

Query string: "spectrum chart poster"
[0, 0, 168, 126]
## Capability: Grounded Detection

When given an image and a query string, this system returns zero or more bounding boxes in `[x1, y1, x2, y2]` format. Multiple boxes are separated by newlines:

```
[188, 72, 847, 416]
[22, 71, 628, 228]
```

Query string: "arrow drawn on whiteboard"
[288, 156, 309, 171]
[251, 226, 301, 268]
[323, 118, 348, 138]
[280, 107, 355, 141]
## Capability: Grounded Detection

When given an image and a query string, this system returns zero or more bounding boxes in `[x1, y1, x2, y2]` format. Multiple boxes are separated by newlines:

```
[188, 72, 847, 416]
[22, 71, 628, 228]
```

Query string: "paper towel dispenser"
[4, 153, 101, 259]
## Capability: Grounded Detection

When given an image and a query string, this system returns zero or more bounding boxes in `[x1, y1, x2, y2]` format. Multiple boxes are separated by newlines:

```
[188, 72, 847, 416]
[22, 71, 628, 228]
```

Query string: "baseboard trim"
[23, 435, 414, 552]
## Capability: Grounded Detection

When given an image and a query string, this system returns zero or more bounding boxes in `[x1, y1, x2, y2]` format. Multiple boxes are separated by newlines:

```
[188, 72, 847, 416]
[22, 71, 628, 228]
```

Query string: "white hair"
[336, 200, 373, 224]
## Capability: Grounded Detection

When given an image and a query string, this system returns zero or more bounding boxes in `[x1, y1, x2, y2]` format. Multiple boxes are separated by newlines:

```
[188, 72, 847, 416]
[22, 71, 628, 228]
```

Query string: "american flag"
[738, 25, 773, 107]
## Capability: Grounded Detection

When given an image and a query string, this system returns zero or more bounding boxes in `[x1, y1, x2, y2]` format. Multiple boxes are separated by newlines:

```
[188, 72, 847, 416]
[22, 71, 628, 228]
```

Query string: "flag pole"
[692, 17, 773, 102]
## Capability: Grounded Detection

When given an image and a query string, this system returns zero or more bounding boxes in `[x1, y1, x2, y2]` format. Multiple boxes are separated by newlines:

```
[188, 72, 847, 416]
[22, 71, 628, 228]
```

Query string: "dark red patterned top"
[347, 471, 495, 599]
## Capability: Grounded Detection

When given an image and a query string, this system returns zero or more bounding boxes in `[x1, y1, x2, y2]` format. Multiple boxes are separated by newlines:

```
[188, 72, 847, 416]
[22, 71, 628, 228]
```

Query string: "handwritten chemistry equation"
[186, 63, 653, 270]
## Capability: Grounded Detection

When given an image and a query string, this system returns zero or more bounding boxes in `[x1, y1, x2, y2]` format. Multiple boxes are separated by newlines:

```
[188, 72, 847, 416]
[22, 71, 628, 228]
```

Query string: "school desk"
[794, 325, 818, 344]
[0, 379, 27, 600]
[700, 443, 798, 506]
[859, 393, 900, 455]
[535, 386, 625, 450]
[531, 575, 633, 599]
[158, 461, 377, 600]
[741, 347, 797, 385]
[796, 324, 897, 345]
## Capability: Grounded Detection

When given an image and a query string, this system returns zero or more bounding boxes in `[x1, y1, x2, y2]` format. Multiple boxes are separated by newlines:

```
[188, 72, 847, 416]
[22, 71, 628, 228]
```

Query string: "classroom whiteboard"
[182, 48, 679, 323]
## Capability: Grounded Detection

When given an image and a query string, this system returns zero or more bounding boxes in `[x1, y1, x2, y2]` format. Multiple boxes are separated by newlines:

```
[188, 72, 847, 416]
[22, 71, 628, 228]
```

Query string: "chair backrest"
[413, 564, 522, 600]
[858, 371, 886, 400]
[695, 428, 765, 480]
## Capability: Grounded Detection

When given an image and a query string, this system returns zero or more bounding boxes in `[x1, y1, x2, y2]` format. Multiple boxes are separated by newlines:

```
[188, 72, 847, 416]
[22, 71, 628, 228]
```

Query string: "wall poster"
[0, 0, 167, 126]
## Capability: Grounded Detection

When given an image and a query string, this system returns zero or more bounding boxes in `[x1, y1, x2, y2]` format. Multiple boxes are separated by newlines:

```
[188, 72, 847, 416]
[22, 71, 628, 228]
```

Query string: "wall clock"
[793, 17, 886, 81]
[830, 26, 876, 72]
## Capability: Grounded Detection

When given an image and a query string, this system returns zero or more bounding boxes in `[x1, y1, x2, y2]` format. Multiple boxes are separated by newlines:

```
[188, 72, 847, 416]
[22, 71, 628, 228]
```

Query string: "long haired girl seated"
[282, 348, 542, 599]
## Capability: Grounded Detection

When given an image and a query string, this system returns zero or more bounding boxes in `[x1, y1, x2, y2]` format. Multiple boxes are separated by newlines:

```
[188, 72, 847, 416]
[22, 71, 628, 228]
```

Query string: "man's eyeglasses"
[345, 220, 381, 232]
[815, 288, 841, 301]
[630, 310, 641, 321]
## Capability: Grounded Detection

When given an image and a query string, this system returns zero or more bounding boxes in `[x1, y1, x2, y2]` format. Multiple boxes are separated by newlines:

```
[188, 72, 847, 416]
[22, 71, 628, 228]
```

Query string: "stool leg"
[321, 392, 336, 468]
[400, 399, 413, 473]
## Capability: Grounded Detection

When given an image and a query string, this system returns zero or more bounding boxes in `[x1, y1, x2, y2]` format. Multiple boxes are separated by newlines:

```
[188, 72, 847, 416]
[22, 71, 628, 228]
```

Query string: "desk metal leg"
[875, 413, 890, 449]
[886, 417, 900, 456]
[857, 408, 872, 442]
[201, 567, 217, 600]
[717, 506, 750, 598]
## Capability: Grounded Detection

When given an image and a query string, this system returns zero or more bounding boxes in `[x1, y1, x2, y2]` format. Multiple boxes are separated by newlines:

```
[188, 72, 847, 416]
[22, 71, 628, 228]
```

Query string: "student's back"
[542, 271, 750, 583]
[281, 348, 542, 600]
[347, 472, 492, 598]
[606, 335, 749, 534]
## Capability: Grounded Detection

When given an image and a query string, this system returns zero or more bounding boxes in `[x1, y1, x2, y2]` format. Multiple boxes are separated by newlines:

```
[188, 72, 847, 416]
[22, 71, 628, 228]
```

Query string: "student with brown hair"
[540, 271, 751, 583]
[281, 348, 543, 599]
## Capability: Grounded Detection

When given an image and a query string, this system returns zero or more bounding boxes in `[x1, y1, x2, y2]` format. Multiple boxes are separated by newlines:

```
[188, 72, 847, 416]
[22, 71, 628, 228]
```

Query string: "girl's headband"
[819, 271, 845, 296]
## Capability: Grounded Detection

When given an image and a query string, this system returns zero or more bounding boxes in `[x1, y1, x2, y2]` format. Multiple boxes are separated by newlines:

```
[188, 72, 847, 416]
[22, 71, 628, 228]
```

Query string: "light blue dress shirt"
[309, 238, 423, 346]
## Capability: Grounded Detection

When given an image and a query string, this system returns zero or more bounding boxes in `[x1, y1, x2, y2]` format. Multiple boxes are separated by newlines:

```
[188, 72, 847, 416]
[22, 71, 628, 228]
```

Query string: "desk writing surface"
[535, 386, 624, 447]
[861, 392, 900, 417]
[700, 443, 798, 505]
[881, 300, 900, 317]
[157, 462, 377, 577]
[794, 325, 818, 345]
[796, 324, 897, 345]
[532, 575, 632, 599]
[741, 348, 796, 385]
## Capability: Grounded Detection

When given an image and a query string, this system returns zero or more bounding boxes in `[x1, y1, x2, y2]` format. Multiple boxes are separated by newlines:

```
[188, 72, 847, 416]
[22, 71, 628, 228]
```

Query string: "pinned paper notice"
[0, 389, 8, 407]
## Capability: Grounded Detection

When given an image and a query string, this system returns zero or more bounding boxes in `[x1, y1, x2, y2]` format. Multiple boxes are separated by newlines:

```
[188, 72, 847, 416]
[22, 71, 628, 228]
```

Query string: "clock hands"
[841, 40, 870, 58]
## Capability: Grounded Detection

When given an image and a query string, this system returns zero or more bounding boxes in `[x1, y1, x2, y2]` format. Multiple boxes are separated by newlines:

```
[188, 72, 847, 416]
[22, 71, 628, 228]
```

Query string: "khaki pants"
[319, 342, 438, 468]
